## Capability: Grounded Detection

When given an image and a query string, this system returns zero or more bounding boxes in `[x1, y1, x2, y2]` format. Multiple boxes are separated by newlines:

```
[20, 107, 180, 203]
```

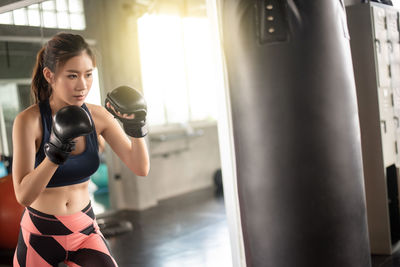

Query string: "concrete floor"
[97, 187, 231, 267]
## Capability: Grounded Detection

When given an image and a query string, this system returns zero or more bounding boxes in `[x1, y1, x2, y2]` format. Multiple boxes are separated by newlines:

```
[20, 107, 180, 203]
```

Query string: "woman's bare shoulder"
[85, 102, 113, 134]
[16, 104, 40, 120]
[14, 104, 41, 129]
[85, 102, 112, 119]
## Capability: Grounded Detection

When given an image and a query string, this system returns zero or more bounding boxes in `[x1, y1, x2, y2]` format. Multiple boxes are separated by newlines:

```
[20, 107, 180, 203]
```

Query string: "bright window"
[0, 0, 85, 30]
[27, 5, 41, 27]
[137, 14, 219, 126]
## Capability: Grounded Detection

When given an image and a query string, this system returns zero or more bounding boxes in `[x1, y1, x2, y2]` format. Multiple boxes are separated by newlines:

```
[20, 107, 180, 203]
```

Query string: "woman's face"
[48, 51, 94, 106]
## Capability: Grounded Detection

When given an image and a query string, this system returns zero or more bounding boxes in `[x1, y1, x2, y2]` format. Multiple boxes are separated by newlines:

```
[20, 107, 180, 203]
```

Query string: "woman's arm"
[91, 104, 150, 176]
[12, 108, 58, 207]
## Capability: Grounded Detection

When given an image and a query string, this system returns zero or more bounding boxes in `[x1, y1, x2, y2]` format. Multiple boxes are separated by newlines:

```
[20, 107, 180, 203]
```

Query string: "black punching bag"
[220, 1, 371, 266]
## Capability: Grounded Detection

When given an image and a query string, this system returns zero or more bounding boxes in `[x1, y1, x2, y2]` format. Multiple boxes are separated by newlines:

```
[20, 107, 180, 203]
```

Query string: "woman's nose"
[77, 76, 87, 90]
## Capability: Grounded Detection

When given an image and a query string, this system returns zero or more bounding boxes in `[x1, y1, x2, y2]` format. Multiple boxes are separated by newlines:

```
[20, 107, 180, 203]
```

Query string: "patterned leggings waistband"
[27, 202, 92, 220]
[23, 202, 96, 236]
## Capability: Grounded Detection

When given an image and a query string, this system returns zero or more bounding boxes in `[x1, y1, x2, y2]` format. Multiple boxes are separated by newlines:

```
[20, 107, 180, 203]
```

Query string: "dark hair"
[31, 33, 96, 103]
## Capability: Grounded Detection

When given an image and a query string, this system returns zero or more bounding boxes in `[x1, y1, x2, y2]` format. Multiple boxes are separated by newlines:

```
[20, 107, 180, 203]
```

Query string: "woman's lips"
[74, 95, 85, 100]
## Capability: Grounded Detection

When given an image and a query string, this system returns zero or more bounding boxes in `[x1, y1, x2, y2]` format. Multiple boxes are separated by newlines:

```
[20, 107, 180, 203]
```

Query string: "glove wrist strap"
[123, 123, 148, 138]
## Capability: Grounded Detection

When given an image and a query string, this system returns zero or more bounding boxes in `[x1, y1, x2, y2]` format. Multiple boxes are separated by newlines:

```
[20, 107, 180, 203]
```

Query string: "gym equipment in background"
[347, 2, 400, 254]
[0, 174, 24, 249]
[0, 161, 7, 178]
[91, 163, 109, 193]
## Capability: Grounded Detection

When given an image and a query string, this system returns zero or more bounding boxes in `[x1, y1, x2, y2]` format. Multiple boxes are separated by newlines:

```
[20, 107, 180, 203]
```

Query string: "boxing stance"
[12, 33, 149, 267]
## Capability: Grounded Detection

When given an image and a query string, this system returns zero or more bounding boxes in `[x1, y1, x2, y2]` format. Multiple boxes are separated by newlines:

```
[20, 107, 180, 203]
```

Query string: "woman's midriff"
[29, 180, 91, 216]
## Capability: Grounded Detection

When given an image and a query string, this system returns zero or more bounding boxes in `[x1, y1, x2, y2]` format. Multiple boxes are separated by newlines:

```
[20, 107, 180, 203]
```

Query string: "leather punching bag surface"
[220, 1, 371, 266]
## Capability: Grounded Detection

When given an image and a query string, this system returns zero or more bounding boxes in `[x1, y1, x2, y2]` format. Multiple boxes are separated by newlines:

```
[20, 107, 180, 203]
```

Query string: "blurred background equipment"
[0, 174, 24, 250]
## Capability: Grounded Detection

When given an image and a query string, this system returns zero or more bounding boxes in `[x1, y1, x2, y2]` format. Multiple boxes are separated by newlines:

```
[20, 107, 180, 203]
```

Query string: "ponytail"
[31, 47, 51, 104]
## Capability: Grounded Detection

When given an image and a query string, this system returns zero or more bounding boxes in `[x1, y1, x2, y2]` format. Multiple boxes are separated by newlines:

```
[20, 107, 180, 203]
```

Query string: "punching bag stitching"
[256, 0, 290, 45]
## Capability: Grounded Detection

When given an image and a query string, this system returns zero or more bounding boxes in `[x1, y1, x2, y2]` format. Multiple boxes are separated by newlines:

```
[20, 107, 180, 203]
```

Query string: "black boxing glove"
[105, 86, 148, 138]
[44, 105, 94, 165]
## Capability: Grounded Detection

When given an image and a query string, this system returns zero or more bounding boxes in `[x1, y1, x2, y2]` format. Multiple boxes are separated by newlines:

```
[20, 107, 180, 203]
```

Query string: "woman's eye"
[86, 73, 93, 78]
[68, 74, 77, 79]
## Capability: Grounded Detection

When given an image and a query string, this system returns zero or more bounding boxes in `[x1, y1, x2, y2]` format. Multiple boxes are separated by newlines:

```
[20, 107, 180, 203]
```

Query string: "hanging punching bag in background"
[220, 1, 371, 266]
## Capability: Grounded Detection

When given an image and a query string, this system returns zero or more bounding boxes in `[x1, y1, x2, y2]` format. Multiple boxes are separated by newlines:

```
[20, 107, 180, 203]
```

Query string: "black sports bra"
[35, 100, 100, 187]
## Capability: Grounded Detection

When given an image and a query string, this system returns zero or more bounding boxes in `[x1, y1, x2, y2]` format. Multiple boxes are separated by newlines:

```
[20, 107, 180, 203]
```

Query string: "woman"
[12, 32, 149, 266]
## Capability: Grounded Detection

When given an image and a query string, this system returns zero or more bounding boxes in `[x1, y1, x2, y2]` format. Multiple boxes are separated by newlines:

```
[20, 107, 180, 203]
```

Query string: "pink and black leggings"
[13, 203, 118, 267]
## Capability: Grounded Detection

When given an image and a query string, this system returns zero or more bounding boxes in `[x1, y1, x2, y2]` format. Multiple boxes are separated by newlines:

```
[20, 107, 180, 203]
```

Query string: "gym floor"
[0, 186, 400, 267]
